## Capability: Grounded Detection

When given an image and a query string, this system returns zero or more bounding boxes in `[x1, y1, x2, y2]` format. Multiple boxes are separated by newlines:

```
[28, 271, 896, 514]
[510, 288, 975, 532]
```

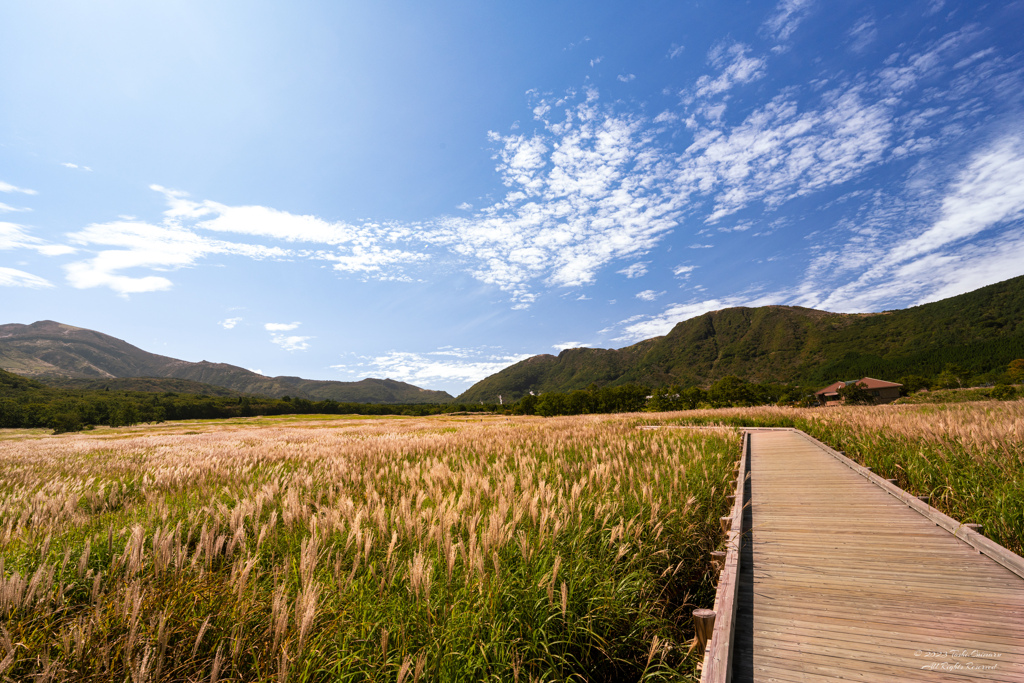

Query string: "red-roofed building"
[815, 377, 903, 406]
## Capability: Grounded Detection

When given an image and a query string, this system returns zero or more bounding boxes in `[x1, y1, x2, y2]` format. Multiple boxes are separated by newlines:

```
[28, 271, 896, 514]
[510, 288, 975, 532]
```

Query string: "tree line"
[2, 360, 1021, 433]
[0, 370, 490, 433]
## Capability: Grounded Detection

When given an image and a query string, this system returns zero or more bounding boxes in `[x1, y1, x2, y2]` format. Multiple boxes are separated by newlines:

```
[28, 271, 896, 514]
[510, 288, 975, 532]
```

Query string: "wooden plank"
[747, 627, 1024, 666]
[788, 429, 1024, 580]
[745, 571, 1024, 598]
[744, 644, 1009, 682]
[729, 429, 1024, 683]
[744, 614, 1024, 657]
[734, 652, 994, 683]
[739, 594, 1024, 630]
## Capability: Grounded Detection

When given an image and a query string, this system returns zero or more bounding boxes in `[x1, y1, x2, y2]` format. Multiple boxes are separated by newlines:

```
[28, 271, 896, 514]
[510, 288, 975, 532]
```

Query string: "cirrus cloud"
[0, 181, 37, 195]
[0, 266, 53, 289]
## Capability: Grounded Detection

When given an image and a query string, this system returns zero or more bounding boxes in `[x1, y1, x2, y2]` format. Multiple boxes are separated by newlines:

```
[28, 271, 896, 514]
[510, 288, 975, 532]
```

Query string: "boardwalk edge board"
[700, 431, 749, 683]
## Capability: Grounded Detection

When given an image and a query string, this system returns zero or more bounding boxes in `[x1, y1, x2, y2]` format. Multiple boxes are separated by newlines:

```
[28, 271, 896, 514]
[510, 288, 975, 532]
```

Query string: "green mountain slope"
[0, 321, 452, 404]
[458, 275, 1024, 402]
[35, 376, 241, 397]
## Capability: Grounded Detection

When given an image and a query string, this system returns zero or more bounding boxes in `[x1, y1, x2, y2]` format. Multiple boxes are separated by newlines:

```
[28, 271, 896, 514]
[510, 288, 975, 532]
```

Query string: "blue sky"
[3, 0, 1024, 396]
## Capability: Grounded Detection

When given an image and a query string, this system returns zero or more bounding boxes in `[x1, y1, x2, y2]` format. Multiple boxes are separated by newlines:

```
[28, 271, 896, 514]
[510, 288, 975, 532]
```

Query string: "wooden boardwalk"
[729, 429, 1024, 683]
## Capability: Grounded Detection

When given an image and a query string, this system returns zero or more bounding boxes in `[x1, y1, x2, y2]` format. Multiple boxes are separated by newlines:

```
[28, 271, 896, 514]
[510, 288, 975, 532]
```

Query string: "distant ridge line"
[0, 320, 453, 404]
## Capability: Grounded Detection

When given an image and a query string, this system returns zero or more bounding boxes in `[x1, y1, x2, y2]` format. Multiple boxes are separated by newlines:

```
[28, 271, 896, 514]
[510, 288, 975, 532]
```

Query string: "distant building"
[815, 377, 903, 406]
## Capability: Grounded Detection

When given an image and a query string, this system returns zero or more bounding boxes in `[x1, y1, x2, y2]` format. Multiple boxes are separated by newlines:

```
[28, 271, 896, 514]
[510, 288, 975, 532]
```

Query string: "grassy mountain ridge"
[0, 321, 452, 404]
[458, 275, 1024, 403]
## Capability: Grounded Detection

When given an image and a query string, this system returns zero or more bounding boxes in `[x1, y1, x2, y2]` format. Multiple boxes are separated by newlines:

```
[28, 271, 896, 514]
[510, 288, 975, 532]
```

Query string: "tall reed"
[0, 414, 738, 681]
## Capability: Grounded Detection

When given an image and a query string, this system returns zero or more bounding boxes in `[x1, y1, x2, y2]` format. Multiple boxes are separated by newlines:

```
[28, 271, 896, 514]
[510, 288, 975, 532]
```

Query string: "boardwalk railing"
[699, 431, 749, 683]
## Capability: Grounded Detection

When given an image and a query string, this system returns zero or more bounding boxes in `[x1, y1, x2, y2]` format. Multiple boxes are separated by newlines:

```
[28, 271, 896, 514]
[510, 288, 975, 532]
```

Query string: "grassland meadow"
[0, 414, 739, 682]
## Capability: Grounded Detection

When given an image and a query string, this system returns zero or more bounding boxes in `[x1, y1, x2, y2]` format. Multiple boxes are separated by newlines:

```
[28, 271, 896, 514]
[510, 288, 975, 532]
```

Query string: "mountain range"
[456, 275, 1024, 403]
[0, 321, 453, 404]
[4, 275, 1023, 407]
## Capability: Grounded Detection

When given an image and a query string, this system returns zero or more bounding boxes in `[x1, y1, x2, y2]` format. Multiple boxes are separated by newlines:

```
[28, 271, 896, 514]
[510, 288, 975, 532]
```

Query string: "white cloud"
[0, 181, 37, 195]
[382, 46, 946, 306]
[890, 135, 1024, 263]
[1, 221, 74, 256]
[0, 202, 30, 213]
[615, 299, 735, 341]
[635, 289, 665, 301]
[220, 317, 242, 329]
[762, 0, 815, 42]
[45, 28, 1015, 312]
[617, 262, 648, 278]
[263, 322, 310, 351]
[797, 134, 1024, 312]
[337, 348, 532, 390]
[63, 219, 287, 295]
[61, 163, 93, 172]
[564, 36, 591, 51]
[265, 322, 300, 332]
[673, 264, 696, 277]
[848, 18, 878, 54]
[552, 341, 591, 351]
[613, 293, 779, 343]
[617, 74, 636, 83]
[316, 246, 429, 274]
[270, 335, 311, 352]
[668, 44, 685, 59]
[152, 185, 427, 275]
[427, 94, 686, 304]
[912, 233, 1024, 304]
[689, 43, 766, 101]
[683, 86, 892, 222]
[0, 222, 38, 250]
[61, 184, 427, 294]
[0, 266, 53, 288]
[954, 48, 996, 70]
[876, 26, 982, 95]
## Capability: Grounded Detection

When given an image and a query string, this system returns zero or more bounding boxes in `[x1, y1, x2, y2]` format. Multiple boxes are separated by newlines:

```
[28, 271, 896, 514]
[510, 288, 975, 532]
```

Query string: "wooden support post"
[965, 523, 984, 535]
[720, 516, 732, 534]
[726, 494, 736, 505]
[916, 495, 930, 504]
[693, 608, 716, 653]
[885, 478, 898, 486]
[710, 550, 726, 571]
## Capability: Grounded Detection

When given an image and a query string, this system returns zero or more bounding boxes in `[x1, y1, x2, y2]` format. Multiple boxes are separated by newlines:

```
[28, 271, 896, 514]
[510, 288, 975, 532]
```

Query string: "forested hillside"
[459, 275, 1024, 402]
[0, 368, 465, 433]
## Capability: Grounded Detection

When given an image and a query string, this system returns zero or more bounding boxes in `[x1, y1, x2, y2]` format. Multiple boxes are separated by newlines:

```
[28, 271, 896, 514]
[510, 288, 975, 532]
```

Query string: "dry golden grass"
[0, 413, 738, 682]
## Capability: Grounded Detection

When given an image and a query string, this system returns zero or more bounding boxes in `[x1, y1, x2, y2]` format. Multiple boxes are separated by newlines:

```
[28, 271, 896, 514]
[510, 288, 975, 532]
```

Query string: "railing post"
[693, 608, 716, 652]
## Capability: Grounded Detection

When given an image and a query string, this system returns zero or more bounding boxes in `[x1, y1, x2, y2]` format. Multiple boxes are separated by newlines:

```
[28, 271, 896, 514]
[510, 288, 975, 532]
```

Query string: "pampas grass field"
[4, 401, 1020, 681]
[0, 414, 738, 682]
